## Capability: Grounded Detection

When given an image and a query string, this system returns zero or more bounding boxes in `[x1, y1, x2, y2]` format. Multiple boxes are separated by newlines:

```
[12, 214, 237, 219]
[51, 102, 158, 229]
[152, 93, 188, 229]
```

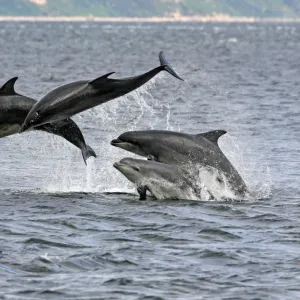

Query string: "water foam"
[191, 68, 272, 200]
[39, 68, 270, 200]
[42, 77, 164, 193]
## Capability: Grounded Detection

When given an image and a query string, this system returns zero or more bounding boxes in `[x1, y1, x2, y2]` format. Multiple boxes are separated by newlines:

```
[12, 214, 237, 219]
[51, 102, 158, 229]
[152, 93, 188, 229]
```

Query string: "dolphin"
[111, 130, 249, 198]
[20, 51, 183, 132]
[0, 77, 96, 164]
[113, 157, 202, 200]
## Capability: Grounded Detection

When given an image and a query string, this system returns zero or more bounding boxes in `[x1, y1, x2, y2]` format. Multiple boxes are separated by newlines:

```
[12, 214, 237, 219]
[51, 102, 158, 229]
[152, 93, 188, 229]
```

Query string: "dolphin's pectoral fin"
[0, 77, 18, 95]
[82, 145, 97, 165]
[197, 130, 227, 146]
[137, 186, 147, 201]
[147, 154, 156, 161]
[89, 72, 116, 86]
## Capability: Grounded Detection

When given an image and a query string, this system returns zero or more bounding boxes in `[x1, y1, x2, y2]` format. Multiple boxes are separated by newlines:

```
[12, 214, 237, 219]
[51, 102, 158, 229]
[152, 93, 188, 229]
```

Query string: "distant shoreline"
[0, 15, 300, 23]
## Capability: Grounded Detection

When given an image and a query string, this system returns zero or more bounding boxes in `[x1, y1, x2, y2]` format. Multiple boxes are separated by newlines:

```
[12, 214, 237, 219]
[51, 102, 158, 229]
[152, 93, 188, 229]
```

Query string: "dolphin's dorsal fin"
[196, 130, 227, 145]
[89, 72, 115, 86]
[0, 77, 18, 95]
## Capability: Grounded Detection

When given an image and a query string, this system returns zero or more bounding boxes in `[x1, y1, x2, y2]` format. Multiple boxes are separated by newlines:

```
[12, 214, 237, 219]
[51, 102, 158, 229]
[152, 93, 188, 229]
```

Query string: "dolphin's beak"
[113, 162, 128, 171]
[111, 139, 122, 146]
[111, 138, 132, 148]
[113, 162, 121, 169]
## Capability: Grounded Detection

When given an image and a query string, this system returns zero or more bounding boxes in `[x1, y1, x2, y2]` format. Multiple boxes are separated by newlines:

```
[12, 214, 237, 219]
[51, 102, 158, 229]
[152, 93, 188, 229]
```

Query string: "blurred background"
[1, 0, 300, 18]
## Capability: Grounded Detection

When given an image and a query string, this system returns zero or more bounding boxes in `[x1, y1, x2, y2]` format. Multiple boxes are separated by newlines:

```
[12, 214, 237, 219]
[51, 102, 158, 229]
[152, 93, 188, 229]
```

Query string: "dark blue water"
[0, 22, 299, 299]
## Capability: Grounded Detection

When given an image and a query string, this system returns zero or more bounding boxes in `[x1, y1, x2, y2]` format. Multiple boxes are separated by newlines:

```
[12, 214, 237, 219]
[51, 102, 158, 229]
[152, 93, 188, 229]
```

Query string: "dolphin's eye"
[132, 166, 140, 172]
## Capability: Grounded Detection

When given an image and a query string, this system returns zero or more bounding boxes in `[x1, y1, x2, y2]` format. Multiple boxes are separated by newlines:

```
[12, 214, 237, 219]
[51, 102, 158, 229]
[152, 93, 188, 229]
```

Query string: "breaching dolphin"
[20, 51, 183, 132]
[113, 158, 201, 200]
[0, 77, 96, 164]
[111, 130, 248, 198]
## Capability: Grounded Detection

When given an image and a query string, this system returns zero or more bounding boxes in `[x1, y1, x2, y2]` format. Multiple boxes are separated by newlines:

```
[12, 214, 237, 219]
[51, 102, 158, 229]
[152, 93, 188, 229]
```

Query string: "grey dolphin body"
[20, 51, 183, 132]
[0, 77, 96, 164]
[111, 130, 248, 198]
[113, 158, 201, 200]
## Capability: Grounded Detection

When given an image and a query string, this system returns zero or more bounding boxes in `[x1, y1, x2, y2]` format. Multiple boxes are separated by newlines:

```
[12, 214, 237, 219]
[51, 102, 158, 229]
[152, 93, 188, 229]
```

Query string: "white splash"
[37, 66, 271, 201]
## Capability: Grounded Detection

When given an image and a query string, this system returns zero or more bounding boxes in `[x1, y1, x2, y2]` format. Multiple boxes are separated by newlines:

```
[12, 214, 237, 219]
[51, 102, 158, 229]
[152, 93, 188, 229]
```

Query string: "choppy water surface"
[0, 22, 299, 299]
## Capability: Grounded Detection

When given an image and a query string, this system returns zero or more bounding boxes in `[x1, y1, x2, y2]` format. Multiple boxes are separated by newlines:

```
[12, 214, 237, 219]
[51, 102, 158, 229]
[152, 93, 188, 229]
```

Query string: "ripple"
[198, 228, 241, 240]
[17, 290, 66, 297]
[22, 238, 87, 249]
[248, 213, 288, 223]
[138, 233, 190, 243]
[104, 278, 133, 285]
[199, 249, 238, 260]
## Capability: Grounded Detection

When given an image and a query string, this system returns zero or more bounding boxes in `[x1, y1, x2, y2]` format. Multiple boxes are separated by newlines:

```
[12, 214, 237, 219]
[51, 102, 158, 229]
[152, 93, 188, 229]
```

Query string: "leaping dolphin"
[20, 51, 183, 132]
[0, 77, 96, 164]
[111, 130, 249, 198]
[113, 158, 202, 200]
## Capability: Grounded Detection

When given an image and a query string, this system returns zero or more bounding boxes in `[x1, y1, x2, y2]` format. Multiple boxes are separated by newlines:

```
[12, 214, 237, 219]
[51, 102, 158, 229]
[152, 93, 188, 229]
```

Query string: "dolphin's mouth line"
[111, 138, 136, 146]
[113, 162, 134, 171]
[111, 138, 124, 145]
[113, 162, 126, 168]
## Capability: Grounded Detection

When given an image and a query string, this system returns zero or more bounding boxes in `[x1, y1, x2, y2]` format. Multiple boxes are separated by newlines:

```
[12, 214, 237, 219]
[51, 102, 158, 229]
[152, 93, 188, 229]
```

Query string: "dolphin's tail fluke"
[82, 145, 97, 165]
[159, 51, 184, 81]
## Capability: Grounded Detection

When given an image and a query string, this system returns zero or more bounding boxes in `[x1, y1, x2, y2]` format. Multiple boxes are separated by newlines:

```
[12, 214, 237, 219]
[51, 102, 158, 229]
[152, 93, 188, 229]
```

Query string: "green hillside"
[0, 0, 40, 16]
[1, 0, 300, 18]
